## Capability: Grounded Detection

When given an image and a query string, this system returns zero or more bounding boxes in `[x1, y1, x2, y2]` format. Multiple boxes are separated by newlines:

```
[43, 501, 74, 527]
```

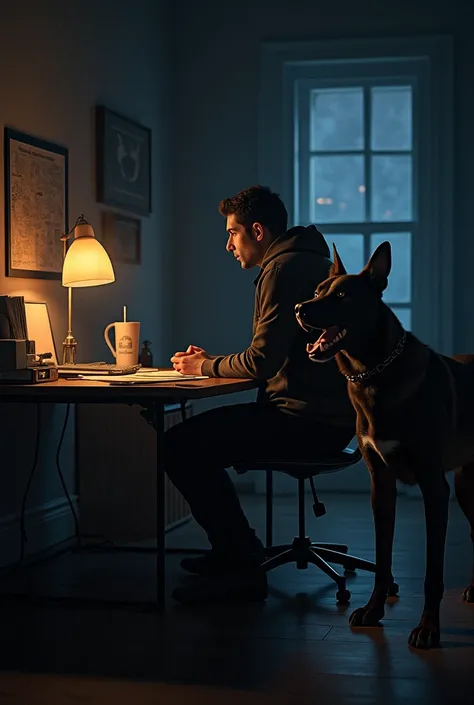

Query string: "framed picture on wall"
[4, 127, 68, 279]
[96, 106, 152, 216]
[101, 211, 141, 265]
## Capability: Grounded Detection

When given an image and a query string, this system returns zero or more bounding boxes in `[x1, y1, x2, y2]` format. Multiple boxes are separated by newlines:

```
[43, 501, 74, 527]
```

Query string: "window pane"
[310, 155, 365, 223]
[370, 232, 411, 303]
[371, 86, 412, 151]
[325, 234, 364, 274]
[391, 307, 411, 331]
[371, 155, 412, 222]
[310, 88, 364, 151]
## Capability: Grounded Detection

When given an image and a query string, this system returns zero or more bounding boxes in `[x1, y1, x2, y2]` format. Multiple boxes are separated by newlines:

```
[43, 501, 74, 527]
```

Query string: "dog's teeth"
[318, 328, 348, 355]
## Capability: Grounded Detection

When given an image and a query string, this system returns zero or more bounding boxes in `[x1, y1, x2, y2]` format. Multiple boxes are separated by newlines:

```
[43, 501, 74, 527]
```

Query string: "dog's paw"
[349, 605, 384, 627]
[408, 622, 440, 649]
[462, 584, 474, 603]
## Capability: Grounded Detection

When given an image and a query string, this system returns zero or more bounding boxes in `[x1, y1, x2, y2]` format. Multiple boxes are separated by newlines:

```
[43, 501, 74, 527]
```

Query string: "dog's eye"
[313, 291, 319, 298]
[336, 291, 345, 298]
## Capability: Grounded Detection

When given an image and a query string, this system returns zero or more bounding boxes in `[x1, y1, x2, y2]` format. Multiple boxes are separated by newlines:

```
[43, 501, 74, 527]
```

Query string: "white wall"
[169, 0, 473, 492]
[0, 0, 172, 564]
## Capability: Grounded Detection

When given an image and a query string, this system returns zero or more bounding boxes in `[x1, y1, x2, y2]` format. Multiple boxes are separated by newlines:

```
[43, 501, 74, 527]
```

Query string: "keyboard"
[58, 362, 141, 376]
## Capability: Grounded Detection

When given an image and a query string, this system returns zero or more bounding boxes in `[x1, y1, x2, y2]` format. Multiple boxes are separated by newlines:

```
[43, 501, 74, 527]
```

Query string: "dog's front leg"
[408, 473, 450, 649]
[350, 458, 397, 627]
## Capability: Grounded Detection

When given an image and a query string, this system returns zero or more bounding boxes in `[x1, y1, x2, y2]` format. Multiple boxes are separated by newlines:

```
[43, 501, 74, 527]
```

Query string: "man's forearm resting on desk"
[202, 273, 301, 380]
[172, 267, 305, 381]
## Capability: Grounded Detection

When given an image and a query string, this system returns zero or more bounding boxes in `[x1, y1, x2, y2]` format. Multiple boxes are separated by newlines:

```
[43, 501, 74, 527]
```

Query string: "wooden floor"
[0, 493, 473, 704]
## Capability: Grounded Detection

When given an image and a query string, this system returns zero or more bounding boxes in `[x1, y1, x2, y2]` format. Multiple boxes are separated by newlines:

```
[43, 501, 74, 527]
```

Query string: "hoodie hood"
[260, 225, 330, 269]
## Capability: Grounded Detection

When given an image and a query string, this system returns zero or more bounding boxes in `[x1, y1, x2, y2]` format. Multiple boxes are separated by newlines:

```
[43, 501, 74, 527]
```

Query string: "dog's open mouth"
[306, 325, 348, 362]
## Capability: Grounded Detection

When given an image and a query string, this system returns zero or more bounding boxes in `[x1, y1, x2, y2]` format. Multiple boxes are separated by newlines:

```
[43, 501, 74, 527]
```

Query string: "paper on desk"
[81, 371, 209, 384]
[135, 370, 207, 378]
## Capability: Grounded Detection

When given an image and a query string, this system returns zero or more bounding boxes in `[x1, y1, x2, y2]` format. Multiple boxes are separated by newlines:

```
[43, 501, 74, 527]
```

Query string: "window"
[259, 37, 453, 353]
[295, 81, 414, 330]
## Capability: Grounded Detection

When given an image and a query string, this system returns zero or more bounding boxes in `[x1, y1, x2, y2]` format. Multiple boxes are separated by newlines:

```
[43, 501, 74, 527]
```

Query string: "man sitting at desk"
[161, 185, 355, 604]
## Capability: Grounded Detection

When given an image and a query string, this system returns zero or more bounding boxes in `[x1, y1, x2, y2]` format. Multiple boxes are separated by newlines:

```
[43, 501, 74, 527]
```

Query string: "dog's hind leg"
[408, 473, 450, 649]
[454, 463, 474, 602]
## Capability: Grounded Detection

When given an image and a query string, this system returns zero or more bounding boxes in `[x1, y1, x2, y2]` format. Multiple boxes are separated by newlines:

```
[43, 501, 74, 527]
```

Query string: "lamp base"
[62, 334, 77, 365]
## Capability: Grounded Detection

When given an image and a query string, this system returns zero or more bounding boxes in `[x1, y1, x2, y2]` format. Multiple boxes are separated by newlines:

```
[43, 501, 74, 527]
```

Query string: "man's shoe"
[180, 551, 231, 576]
[180, 539, 265, 577]
[172, 567, 268, 605]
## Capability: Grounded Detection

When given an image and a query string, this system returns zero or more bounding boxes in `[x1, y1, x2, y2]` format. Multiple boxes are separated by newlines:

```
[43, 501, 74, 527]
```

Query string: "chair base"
[261, 536, 378, 603]
[266, 541, 350, 557]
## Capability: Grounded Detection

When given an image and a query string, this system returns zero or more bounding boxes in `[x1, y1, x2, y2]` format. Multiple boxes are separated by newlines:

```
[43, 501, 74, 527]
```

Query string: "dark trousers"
[164, 402, 354, 555]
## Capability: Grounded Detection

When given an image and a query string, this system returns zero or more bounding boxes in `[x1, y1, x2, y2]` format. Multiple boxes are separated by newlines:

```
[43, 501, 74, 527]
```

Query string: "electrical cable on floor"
[19, 400, 196, 567]
[55, 403, 81, 547]
[19, 403, 42, 563]
[18, 403, 114, 565]
[54, 403, 115, 550]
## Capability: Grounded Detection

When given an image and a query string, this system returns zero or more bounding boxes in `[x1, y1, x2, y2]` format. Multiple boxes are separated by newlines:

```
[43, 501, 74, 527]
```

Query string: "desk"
[0, 375, 258, 610]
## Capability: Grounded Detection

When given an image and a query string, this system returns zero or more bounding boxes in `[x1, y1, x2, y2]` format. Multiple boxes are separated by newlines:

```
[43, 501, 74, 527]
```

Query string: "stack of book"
[0, 295, 28, 340]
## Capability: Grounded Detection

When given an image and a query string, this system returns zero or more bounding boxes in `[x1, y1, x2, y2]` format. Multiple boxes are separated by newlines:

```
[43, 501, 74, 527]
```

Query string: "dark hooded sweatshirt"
[201, 225, 355, 428]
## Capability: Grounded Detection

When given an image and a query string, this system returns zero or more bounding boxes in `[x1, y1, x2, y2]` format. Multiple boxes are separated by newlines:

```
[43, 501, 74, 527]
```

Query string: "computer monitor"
[24, 301, 58, 365]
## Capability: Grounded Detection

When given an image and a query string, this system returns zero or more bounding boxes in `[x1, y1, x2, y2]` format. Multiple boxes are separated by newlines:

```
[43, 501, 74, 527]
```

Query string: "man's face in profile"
[225, 214, 261, 270]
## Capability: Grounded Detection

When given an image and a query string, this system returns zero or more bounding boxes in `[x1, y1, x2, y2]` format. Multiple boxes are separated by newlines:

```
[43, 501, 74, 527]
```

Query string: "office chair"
[234, 446, 398, 604]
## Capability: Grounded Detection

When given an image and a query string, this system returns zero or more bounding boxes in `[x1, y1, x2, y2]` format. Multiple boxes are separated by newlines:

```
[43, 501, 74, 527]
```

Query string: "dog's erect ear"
[329, 244, 347, 277]
[362, 241, 391, 292]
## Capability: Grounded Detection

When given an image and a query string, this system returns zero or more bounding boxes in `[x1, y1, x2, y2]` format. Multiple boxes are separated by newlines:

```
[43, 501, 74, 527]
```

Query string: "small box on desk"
[0, 339, 27, 370]
[0, 365, 58, 384]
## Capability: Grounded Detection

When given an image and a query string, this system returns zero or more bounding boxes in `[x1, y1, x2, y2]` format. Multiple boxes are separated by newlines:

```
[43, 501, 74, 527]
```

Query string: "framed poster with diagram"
[96, 106, 151, 216]
[4, 127, 68, 279]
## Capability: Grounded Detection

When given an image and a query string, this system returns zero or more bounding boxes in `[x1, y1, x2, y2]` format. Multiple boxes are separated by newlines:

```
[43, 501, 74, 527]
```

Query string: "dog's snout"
[295, 303, 304, 317]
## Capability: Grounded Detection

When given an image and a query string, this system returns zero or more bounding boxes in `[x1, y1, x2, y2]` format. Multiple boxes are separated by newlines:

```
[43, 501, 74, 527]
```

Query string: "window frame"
[258, 36, 453, 354]
[297, 76, 416, 324]
[296, 77, 415, 225]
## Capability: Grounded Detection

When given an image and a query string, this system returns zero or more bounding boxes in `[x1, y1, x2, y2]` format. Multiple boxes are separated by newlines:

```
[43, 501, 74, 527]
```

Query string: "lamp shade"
[62, 221, 115, 288]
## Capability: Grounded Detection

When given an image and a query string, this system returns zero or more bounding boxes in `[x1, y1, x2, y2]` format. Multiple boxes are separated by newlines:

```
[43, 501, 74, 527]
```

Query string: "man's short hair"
[218, 185, 288, 238]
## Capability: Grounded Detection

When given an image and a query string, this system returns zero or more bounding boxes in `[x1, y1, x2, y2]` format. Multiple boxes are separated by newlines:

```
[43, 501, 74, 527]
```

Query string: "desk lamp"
[60, 214, 115, 364]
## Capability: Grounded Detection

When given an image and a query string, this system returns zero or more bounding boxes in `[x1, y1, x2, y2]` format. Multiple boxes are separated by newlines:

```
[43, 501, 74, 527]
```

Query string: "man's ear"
[329, 244, 347, 277]
[362, 241, 391, 292]
[252, 222, 265, 241]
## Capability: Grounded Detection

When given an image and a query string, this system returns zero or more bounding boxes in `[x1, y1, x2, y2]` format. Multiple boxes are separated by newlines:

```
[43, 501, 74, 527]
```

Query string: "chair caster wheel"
[388, 582, 399, 597]
[336, 589, 351, 604]
[313, 501, 326, 518]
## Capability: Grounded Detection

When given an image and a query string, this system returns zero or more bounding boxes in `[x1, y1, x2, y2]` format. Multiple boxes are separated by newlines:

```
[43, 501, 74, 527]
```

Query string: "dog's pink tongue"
[307, 326, 342, 354]
[320, 325, 340, 345]
[306, 330, 326, 354]
[306, 341, 320, 354]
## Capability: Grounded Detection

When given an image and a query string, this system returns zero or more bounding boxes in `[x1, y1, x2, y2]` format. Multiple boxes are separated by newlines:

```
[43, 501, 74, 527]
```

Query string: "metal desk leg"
[153, 400, 166, 611]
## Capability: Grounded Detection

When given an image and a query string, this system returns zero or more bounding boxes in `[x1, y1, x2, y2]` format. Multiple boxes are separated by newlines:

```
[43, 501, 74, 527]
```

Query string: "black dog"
[295, 241, 474, 650]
